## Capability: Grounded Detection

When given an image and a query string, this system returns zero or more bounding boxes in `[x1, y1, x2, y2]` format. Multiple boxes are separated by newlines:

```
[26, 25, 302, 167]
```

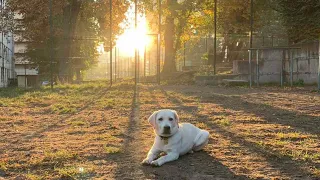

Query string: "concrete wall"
[233, 41, 319, 84]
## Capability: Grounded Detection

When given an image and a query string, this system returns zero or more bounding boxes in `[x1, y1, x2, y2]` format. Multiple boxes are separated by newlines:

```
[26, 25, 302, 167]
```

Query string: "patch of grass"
[43, 150, 78, 164]
[0, 117, 7, 121]
[25, 173, 42, 180]
[195, 122, 208, 129]
[313, 168, 320, 177]
[0, 161, 7, 171]
[103, 99, 116, 109]
[274, 139, 290, 147]
[290, 150, 320, 161]
[56, 166, 80, 179]
[293, 79, 305, 87]
[103, 145, 121, 154]
[0, 100, 8, 107]
[69, 119, 89, 127]
[276, 132, 308, 141]
[51, 103, 77, 114]
[56, 165, 95, 179]
[215, 116, 231, 127]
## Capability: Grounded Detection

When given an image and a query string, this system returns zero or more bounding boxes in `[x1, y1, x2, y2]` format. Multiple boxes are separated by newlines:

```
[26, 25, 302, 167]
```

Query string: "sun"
[115, 6, 151, 56]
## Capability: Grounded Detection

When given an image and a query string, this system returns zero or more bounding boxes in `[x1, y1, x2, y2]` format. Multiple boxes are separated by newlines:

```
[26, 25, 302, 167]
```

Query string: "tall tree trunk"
[162, 0, 178, 75]
[162, 16, 176, 75]
[58, 0, 82, 83]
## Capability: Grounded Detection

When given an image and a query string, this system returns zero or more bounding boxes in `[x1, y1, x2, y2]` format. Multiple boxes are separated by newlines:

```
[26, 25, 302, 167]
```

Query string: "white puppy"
[142, 109, 209, 166]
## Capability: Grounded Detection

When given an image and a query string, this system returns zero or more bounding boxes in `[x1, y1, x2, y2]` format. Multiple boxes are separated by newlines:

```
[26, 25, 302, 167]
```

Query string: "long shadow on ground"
[159, 87, 317, 179]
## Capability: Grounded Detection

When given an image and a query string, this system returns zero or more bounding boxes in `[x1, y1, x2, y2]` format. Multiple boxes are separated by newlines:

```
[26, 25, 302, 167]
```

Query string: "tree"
[8, 0, 129, 82]
[142, 0, 206, 75]
[273, 0, 320, 42]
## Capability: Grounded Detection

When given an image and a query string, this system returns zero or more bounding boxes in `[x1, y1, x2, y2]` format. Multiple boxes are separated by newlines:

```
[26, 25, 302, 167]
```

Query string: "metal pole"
[318, 46, 320, 90]
[137, 49, 140, 82]
[49, 0, 53, 90]
[250, 0, 253, 50]
[256, 50, 259, 86]
[148, 50, 150, 75]
[249, 50, 252, 88]
[144, 45, 146, 77]
[213, 0, 217, 75]
[157, 0, 161, 84]
[114, 47, 117, 82]
[281, 50, 284, 87]
[249, 0, 253, 88]
[290, 50, 293, 86]
[183, 42, 186, 68]
[118, 48, 120, 78]
[109, 0, 113, 86]
[24, 62, 27, 89]
[135, 0, 137, 87]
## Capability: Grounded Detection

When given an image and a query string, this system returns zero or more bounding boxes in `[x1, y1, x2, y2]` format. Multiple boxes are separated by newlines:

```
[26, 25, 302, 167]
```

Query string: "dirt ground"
[0, 82, 319, 179]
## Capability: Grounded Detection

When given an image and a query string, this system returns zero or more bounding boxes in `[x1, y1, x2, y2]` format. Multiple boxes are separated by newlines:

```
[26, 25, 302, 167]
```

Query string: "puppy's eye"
[158, 118, 163, 121]
[169, 118, 173, 121]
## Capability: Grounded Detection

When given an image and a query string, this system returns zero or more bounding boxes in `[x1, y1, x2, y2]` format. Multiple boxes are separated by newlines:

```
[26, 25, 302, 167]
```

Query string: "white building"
[0, 0, 15, 88]
[14, 13, 38, 87]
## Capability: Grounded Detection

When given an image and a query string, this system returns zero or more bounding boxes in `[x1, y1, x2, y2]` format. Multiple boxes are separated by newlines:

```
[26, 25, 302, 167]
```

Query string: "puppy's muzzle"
[163, 126, 171, 134]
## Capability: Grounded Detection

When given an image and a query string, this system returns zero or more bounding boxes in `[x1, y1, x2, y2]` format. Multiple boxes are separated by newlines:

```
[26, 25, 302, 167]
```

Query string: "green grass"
[51, 103, 78, 114]
[43, 150, 78, 164]
[104, 145, 121, 154]
[276, 132, 307, 141]
[0, 161, 7, 171]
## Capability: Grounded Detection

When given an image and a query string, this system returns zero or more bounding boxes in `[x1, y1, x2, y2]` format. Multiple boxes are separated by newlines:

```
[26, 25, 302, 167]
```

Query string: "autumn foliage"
[8, 0, 129, 82]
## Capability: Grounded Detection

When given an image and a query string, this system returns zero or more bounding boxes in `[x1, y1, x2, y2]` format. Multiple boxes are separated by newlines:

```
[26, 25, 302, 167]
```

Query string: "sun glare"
[115, 6, 151, 56]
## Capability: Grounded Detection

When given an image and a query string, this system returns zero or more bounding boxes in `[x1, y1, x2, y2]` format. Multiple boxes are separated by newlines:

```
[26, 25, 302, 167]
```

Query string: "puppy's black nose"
[163, 126, 171, 133]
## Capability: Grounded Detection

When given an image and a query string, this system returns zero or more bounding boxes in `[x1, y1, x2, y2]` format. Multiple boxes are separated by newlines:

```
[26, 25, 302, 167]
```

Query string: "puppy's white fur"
[142, 109, 209, 166]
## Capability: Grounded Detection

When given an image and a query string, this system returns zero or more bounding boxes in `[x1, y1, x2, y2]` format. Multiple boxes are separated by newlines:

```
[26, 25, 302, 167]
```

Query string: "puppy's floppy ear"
[172, 110, 179, 125]
[148, 110, 158, 128]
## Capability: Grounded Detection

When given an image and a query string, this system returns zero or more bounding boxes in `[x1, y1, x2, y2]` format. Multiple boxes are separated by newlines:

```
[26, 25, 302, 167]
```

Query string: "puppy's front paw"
[141, 158, 152, 165]
[150, 160, 161, 167]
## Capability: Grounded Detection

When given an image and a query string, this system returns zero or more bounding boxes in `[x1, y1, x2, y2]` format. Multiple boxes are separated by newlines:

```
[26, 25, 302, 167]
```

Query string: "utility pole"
[49, 0, 53, 90]
[213, 0, 217, 75]
[115, 47, 117, 82]
[109, 0, 113, 86]
[249, 0, 253, 88]
[135, 0, 137, 87]
[157, 0, 161, 84]
[144, 45, 146, 77]
[183, 42, 186, 68]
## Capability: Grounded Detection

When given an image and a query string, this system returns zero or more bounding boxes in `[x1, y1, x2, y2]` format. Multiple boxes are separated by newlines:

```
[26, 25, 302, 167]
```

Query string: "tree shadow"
[21, 87, 111, 141]
[134, 87, 248, 180]
[111, 85, 247, 179]
[159, 87, 317, 179]
[140, 150, 248, 180]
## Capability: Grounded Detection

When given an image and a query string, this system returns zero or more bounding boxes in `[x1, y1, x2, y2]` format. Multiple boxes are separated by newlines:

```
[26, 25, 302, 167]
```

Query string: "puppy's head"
[148, 109, 179, 137]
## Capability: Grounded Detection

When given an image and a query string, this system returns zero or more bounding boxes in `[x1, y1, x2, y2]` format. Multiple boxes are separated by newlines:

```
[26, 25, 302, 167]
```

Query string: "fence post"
[109, 0, 113, 86]
[280, 50, 284, 87]
[115, 47, 117, 82]
[290, 49, 294, 86]
[249, 50, 252, 88]
[256, 50, 259, 86]
[318, 42, 320, 90]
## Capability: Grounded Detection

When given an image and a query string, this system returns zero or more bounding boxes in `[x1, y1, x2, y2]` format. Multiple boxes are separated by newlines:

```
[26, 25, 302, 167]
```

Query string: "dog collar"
[159, 135, 170, 145]
[159, 135, 170, 140]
